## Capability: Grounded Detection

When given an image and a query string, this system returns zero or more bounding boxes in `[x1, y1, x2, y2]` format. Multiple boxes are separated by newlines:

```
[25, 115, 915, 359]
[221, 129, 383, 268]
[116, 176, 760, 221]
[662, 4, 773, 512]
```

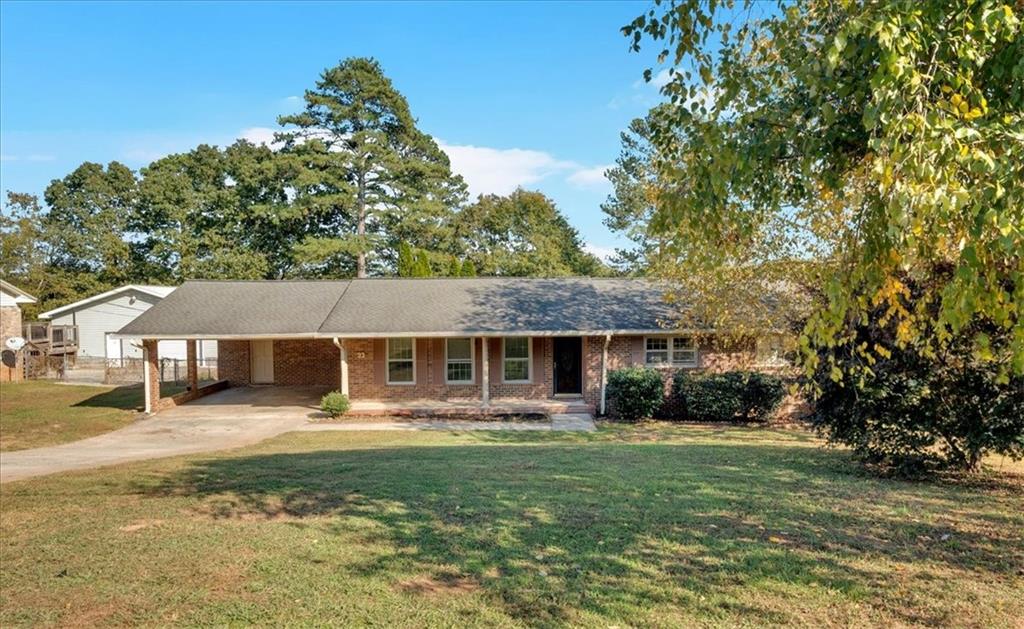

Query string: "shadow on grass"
[71, 385, 144, 411]
[140, 440, 1023, 625]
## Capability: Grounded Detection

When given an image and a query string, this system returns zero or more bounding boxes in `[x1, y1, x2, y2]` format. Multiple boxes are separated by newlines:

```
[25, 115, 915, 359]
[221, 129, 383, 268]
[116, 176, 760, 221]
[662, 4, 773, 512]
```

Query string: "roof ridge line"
[318, 280, 354, 334]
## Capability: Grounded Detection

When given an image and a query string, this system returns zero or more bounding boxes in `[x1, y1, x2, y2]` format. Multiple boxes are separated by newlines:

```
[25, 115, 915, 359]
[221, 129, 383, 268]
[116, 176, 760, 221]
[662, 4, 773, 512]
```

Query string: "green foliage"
[278, 57, 467, 277]
[624, 1, 1024, 376]
[673, 371, 786, 423]
[319, 391, 351, 418]
[411, 250, 433, 277]
[396, 242, 415, 277]
[453, 189, 607, 277]
[446, 257, 461, 277]
[606, 367, 665, 421]
[810, 290, 1024, 474]
[601, 108, 664, 274]
[43, 161, 139, 285]
[460, 259, 477, 277]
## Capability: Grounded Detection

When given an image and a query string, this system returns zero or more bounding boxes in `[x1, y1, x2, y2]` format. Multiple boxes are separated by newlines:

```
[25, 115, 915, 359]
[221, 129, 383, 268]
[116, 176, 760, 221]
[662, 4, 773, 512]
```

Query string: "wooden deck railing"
[22, 323, 79, 353]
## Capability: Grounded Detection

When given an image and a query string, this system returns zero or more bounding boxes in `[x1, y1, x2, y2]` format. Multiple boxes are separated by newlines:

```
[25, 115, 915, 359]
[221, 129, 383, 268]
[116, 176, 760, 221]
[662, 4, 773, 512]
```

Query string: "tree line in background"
[0, 57, 606, 317]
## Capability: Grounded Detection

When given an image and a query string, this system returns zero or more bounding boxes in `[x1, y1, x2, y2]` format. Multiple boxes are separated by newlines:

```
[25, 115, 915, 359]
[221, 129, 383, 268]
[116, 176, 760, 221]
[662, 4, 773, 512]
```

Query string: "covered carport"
[113, 280, 351, 414]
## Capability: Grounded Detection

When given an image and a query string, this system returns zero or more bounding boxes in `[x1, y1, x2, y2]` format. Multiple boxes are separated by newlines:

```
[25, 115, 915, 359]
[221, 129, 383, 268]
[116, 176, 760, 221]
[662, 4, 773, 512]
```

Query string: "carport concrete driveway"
[0, 387, 325, 483]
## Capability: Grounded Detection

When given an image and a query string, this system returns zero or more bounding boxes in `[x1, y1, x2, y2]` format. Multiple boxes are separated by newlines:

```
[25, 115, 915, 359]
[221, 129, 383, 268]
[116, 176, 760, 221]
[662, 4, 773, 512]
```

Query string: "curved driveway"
[1, 386, 595, 483]
[0, 387, 321, 483]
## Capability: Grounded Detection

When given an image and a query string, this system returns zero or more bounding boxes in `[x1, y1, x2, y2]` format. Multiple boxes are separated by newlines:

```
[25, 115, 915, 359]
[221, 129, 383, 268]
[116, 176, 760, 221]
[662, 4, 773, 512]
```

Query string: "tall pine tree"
[279, 57, 466, 277]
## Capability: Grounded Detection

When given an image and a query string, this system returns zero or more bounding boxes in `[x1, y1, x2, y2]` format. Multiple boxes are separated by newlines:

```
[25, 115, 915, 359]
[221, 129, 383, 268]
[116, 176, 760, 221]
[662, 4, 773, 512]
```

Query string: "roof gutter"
[109, 328, 726, 341]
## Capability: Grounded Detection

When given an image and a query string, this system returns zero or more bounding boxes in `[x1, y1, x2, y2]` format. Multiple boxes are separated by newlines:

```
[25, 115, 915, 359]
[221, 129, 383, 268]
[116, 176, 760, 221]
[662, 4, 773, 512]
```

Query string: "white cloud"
[238, 126, 281, 148]
[438, 142, 579, 197]
[566, 164, 612, 189]
[584, 243, 617, 262]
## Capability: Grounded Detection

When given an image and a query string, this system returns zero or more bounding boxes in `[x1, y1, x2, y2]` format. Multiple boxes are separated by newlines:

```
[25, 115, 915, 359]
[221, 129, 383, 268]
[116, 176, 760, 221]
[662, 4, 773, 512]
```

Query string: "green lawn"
[0, 381, 144, 451]
[1, 424, 1021, 627]
[0, 380, 195, 451]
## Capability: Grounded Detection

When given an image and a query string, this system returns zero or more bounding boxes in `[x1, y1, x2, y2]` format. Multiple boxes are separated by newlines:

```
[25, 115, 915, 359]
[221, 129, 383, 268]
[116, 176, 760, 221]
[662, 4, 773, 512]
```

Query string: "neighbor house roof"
[39, 284, 176, 319]
[0, 279, 37, 304]
[114, 278, 679, 339]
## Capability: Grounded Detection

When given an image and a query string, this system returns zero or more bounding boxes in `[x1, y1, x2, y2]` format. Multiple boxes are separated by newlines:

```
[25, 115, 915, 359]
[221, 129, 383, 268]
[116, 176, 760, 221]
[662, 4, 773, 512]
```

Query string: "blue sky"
[1, 1, 669, 258]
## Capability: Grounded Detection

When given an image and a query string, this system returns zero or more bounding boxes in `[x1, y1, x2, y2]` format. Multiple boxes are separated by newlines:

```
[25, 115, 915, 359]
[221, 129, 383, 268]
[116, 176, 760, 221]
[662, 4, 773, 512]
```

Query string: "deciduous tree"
[624, 0, 1024, 377]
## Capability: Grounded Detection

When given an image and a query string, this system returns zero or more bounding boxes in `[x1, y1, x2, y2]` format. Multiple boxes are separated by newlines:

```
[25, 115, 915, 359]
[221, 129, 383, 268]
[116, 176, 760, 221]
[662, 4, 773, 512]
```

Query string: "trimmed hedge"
[672, 371, 785, 422]
[320, 391, 351, 418]
[606, 367, 665, 421]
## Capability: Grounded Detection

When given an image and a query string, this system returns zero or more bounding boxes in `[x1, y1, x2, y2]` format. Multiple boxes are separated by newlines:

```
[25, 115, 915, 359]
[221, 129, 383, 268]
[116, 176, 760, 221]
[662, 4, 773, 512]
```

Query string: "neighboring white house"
[38, 285, 217, 364]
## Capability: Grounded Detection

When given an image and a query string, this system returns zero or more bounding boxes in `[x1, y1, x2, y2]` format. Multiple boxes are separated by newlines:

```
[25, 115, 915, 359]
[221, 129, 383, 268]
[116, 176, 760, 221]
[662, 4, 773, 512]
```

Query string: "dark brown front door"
[553, 337, 582, 395]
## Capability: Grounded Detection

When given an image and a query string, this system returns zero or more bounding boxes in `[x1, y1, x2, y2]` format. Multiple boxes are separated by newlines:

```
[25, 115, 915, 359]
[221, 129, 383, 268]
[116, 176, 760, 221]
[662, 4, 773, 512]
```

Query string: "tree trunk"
[356, 174, 366, 278]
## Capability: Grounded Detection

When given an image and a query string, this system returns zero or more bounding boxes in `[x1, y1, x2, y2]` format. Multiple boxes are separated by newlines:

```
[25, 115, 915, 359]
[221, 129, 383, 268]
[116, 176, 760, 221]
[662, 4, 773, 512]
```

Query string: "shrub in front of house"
[672, 371, 785, 422]
[320, 391, 351, 418]
[606, 367, 665, 421]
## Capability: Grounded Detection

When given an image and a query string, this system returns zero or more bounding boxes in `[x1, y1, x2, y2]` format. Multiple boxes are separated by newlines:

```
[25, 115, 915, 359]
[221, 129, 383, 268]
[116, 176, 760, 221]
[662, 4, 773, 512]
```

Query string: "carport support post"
[333, 338, 349, 396]
[186, 340, 198, 392]
[480, 337, 490, 407]
[143, 338, 160, 414]
[600, 333, 611, 416]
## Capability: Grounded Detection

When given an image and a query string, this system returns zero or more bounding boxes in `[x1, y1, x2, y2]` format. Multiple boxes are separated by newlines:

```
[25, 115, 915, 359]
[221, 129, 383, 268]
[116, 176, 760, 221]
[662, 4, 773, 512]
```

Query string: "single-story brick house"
[115, 278, 787, 414]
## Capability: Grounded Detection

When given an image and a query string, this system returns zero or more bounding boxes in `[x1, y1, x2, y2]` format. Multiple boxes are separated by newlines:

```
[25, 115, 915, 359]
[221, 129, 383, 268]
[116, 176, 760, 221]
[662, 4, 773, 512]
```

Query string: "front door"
[553, 337, 582, 395]
[250, 340, 274, 384]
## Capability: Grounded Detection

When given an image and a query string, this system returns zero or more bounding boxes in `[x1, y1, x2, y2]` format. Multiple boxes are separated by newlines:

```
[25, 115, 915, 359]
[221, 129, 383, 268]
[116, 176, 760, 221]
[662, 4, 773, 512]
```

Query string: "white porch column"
[142, 344, 152, 414]
[333, 338, 349, 396]
[480, 336, 490, 407]
[600, 334, 611, 415]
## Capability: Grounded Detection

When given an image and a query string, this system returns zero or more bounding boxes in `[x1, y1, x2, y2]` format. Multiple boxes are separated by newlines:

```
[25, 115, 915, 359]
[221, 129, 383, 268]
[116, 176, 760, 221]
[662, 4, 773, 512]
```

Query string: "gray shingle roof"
[116, 278, 676, 338]
[116, 280, 350, 337]
[318, 278, 673, 335]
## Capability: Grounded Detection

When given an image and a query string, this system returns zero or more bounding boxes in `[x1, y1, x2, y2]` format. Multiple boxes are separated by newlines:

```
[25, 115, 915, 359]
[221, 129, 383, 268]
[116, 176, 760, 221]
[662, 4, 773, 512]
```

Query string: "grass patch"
[1, 424, 1021, 626]
[0, 381, 145, 451]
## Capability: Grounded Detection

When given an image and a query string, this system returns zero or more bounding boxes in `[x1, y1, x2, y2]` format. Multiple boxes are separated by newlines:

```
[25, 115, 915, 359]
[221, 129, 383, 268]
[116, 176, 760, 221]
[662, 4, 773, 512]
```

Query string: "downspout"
[332, 338, 349, 396]
[600, 334, 611, 416]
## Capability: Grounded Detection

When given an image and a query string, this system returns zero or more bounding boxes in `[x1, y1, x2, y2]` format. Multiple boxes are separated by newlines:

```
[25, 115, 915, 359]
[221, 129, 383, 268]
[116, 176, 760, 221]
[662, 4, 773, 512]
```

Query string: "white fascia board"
[38, 284, 174, 319]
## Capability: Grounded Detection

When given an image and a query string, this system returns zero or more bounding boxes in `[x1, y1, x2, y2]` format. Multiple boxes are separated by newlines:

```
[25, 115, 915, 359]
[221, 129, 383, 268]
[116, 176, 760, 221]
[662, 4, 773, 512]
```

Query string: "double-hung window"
[502, 337, 531, 382]
[386, 338, 415, 384]
[445, 338, 474, 384]
[645, 336, 698, 367]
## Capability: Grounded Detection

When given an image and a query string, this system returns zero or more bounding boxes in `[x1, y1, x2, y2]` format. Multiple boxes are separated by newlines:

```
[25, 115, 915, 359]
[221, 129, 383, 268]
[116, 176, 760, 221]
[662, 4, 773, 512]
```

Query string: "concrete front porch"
[347, 397, 592, 417]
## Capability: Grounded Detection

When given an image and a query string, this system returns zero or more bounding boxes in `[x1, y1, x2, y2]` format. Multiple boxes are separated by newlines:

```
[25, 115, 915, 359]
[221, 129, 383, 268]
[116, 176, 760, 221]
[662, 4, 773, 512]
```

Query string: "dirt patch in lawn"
[397, 573, 482, 597]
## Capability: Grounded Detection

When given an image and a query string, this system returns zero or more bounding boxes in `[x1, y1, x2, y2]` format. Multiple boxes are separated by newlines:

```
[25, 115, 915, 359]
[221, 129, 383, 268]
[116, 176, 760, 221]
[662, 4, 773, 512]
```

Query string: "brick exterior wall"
[218, 340, 251, 386]
[212, 334, 803, 419]
[1, 305, 24, 382]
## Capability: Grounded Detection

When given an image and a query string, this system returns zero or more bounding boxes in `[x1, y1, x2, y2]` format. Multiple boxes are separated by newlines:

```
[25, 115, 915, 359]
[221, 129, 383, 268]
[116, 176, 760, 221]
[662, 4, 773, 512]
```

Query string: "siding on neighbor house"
[215, 334, 768, 413]
[49, 290, 217, 362]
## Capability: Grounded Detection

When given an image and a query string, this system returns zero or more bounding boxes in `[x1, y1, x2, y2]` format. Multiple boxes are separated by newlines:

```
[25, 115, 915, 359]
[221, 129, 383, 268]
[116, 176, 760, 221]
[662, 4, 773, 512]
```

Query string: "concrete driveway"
[0, 386, 326, 483]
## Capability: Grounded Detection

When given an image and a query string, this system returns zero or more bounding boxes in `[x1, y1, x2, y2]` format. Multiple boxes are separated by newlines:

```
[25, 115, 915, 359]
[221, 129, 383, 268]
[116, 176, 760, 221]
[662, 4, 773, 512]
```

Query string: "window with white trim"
[645, 336, 698, 367]
[386, 338, 415, 384]
[445, 337, 474, 384]
[502, 337, 531, 382]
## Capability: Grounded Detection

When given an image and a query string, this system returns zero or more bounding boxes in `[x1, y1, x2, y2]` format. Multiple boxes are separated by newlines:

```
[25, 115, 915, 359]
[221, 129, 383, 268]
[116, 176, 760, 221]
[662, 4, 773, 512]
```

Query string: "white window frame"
[644, 336, 699, 368]
[444, 337, 475, 385]
[386, 338, 416, 385]
[502, 337, 532, 383]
